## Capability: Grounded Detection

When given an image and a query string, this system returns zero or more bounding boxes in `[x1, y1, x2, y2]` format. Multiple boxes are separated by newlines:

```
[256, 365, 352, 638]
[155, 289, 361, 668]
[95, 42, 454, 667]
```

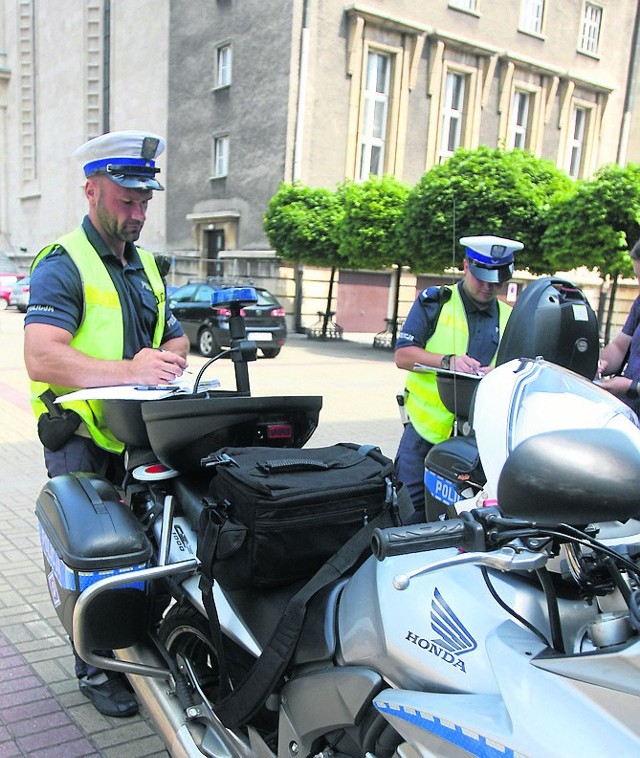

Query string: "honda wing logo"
[430, 588, 477, 655]
[405, 588, 477, 673]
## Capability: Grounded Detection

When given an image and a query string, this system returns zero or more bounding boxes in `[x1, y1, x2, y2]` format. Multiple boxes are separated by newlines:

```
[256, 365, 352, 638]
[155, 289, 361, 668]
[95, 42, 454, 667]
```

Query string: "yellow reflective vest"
[30, 226, 165, 452]
[405, 285, 511, 444]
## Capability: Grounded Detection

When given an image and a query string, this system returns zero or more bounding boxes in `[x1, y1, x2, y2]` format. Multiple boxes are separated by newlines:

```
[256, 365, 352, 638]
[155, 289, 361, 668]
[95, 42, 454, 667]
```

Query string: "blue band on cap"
[83, 157, 157, 177]
[465, 247, 513, 266]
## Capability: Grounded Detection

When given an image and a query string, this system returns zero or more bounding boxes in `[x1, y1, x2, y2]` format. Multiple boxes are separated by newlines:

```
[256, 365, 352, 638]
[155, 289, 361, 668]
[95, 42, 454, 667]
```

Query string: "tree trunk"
[322, 267, 337, 337]
[595, 278, 608, 342]
[294, 263, 305, 334]
[391, 265, 402, 348]
[605, 270, 620, 344]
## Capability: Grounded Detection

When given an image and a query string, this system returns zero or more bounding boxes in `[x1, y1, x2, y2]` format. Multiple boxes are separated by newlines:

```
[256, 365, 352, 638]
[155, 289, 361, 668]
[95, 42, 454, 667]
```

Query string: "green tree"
[337, 175, 410, 268]
[263, 182, 346, 337]
[337, 175, 410, 343]
[402, 146, 572, 275]
[541, 163, 640, 340]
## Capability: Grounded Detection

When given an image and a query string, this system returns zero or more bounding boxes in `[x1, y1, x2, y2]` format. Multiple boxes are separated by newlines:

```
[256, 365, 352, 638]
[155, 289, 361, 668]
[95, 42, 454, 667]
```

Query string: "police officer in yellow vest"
[24, 130, 189, 717]
[394, 235, 523, 520]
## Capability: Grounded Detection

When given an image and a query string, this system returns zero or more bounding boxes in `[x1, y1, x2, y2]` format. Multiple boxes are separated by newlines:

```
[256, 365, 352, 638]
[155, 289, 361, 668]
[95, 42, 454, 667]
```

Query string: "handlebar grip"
[372, 520, 466, 560]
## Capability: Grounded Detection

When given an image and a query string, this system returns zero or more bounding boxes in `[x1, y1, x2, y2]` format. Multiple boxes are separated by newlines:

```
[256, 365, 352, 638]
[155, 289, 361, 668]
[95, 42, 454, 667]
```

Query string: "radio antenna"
[450, 195, 459, 435]
[451, 195, 457, 273]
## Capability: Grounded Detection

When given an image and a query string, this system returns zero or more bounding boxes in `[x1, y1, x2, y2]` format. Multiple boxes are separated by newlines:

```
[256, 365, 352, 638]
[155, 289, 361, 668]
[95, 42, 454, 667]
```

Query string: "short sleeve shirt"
[25, 216, 184, 359]
[620, 294, 640, 415]
[395, 280, 501, 366]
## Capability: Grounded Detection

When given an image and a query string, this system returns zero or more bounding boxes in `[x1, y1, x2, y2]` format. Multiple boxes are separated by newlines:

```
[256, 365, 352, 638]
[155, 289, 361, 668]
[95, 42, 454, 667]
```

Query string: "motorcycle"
[35, 282, 640, 757]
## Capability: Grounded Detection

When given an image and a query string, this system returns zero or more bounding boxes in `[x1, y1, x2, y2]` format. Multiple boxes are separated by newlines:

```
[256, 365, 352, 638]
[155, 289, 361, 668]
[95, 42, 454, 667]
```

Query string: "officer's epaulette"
[418, 285, 452, 306]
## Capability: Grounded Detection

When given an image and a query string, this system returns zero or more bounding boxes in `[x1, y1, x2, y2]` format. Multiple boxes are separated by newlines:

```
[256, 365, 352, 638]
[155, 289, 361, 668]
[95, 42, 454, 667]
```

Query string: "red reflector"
[146, 463, 171, 474]
[266, 423, 293, 440]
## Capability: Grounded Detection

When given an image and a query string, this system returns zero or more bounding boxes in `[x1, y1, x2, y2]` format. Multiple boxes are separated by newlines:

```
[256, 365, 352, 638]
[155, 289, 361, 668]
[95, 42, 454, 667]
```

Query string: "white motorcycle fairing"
[473, 357, 640, 499]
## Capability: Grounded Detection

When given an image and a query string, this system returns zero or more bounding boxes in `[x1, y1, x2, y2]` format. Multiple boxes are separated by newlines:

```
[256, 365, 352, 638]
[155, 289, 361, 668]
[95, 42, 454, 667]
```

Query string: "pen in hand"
[158, 347, 192, 374]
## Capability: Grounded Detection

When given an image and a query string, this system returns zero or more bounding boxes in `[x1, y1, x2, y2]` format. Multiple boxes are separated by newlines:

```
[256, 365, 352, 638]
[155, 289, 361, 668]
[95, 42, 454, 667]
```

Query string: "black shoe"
[79, 672, 139, 717]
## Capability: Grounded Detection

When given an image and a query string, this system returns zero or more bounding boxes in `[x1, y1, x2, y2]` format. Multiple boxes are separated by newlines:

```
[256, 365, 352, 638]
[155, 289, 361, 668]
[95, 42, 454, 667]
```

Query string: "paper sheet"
[412, 363, 483, 380]
[56, 377, 221, 402]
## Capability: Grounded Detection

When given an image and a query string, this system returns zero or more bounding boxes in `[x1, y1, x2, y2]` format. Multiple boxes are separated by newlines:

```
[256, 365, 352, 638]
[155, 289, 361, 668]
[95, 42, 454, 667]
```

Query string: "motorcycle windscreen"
[473, 358, 640, 497]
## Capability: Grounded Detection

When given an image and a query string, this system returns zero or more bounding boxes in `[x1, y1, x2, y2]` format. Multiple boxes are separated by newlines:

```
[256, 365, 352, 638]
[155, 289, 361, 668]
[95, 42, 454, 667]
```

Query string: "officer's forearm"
[161, 334, 190, 360]
[395, 345, 443, 371]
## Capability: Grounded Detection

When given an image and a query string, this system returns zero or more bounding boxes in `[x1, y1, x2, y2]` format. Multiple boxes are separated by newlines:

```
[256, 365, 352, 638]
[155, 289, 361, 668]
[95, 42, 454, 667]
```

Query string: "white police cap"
[74, 130, 166, 191]
[459, 235, 523, 283]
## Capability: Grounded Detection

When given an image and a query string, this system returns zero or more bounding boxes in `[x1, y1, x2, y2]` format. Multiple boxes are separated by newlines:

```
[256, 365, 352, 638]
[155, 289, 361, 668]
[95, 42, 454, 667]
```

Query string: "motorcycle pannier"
[204, 443, 395, 590]
[35, 472, 153, 650]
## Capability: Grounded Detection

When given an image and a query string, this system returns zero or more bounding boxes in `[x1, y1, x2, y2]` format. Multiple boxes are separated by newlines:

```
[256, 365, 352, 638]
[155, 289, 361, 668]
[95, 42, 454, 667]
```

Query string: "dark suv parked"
[169, 282, 287, 358]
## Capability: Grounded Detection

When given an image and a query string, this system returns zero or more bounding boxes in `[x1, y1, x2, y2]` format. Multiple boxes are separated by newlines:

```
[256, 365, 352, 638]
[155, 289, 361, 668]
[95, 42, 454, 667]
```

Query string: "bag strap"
[212, 506, 392, 727]
[204, 482, 413, 728]
[256, 447, 385, 474]
[39, 388, 63, 417]
[197, 507, 233, 700]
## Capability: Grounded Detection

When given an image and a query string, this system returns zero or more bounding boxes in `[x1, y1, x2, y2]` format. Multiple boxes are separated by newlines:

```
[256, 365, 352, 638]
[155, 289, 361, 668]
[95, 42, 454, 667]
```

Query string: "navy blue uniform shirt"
[620, 293, 640, 417]
[25, 216, 184, 359]
[395, 280, 500, 366]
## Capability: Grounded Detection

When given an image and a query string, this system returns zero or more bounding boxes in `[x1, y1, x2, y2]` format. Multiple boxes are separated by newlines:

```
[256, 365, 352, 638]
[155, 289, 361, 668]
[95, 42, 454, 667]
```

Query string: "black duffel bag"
[200, 443, 400, 590]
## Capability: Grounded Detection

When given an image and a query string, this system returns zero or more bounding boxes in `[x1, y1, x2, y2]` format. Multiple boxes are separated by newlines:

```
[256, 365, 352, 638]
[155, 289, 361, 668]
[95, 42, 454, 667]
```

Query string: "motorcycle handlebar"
[372, 520, 468, 560]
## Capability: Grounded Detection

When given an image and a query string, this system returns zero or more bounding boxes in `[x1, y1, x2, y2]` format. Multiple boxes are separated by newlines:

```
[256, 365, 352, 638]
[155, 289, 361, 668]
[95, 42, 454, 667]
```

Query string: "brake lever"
[393, 546, 548, 590]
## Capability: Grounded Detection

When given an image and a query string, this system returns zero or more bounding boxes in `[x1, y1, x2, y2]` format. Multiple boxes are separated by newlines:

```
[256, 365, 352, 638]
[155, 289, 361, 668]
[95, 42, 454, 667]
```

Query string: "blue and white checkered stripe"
[39, 524, 147, 592]
[375, 698, 515, 757]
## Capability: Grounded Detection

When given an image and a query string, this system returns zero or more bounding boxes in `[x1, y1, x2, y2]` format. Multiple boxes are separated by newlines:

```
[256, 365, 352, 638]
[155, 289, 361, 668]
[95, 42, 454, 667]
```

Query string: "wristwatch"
[440, 354, 454, 370]
[626, 379, 639, 398]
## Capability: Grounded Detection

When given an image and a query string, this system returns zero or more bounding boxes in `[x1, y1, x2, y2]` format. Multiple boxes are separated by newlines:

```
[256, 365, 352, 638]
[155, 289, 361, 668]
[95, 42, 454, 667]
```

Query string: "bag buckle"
[200, 452, 238, 469]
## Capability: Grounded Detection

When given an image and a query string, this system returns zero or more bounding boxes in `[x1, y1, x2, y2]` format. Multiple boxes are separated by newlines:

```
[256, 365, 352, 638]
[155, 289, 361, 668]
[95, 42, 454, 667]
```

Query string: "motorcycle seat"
[225, 577, 348, 667]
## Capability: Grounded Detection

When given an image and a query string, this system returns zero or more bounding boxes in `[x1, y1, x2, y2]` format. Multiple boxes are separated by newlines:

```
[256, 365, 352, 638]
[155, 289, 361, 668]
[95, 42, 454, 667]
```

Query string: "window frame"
[215, 42, 232, 89]
[358, 49, 392, 180]
[518, 0, 545, 37]
[578, 2, 603, 56]
[509, 90, 531, 150]
[439, 70, 467, 161]
[213, 135, 229, 178]
[448, 0, 479, 15]
[567, 106, 587, 178]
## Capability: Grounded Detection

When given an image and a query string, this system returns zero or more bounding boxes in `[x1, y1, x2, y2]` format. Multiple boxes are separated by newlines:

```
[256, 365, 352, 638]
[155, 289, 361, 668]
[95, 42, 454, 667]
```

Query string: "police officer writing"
[24, 130, 189, 717]
[597, 238, 640, 416]
[394, 235, 522, 520]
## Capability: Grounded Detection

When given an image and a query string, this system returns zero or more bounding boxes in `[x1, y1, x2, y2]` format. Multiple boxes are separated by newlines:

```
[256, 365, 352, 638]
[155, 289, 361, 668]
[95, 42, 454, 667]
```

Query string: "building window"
[440, 72, 466, 160]
[216, 44, 232, 88]
[449, 0, 478, 11]
[519, 0, 545, 35]
[568, 107, 587, 177]
[359, 51, 390, 179]
[213, 136, 229, 177]
[510, 91, 531, 149]
[579, 3, 602, 55]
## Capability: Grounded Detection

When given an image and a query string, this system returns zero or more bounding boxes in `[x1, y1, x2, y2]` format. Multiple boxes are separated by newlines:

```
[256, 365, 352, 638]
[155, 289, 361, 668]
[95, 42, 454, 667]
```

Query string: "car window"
[256, 290, 278, 306]
[195, 286, 215, 303]
[171, 284, 198, 303]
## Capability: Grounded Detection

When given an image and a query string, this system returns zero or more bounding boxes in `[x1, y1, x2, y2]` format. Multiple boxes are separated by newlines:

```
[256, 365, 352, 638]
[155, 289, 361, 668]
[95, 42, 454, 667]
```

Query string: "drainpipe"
[103, 0, 111, 132]
[292, 0, 310, 182]
[292, 0, 311, 332]
[617, 0, 640, 165]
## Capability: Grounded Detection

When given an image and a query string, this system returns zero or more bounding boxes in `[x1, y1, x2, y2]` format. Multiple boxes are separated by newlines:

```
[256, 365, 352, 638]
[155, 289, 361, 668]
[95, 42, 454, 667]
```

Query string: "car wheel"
[198, 327, 220, 358]
[261, 347, 281, 359]
[0, 297, 8, 311]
